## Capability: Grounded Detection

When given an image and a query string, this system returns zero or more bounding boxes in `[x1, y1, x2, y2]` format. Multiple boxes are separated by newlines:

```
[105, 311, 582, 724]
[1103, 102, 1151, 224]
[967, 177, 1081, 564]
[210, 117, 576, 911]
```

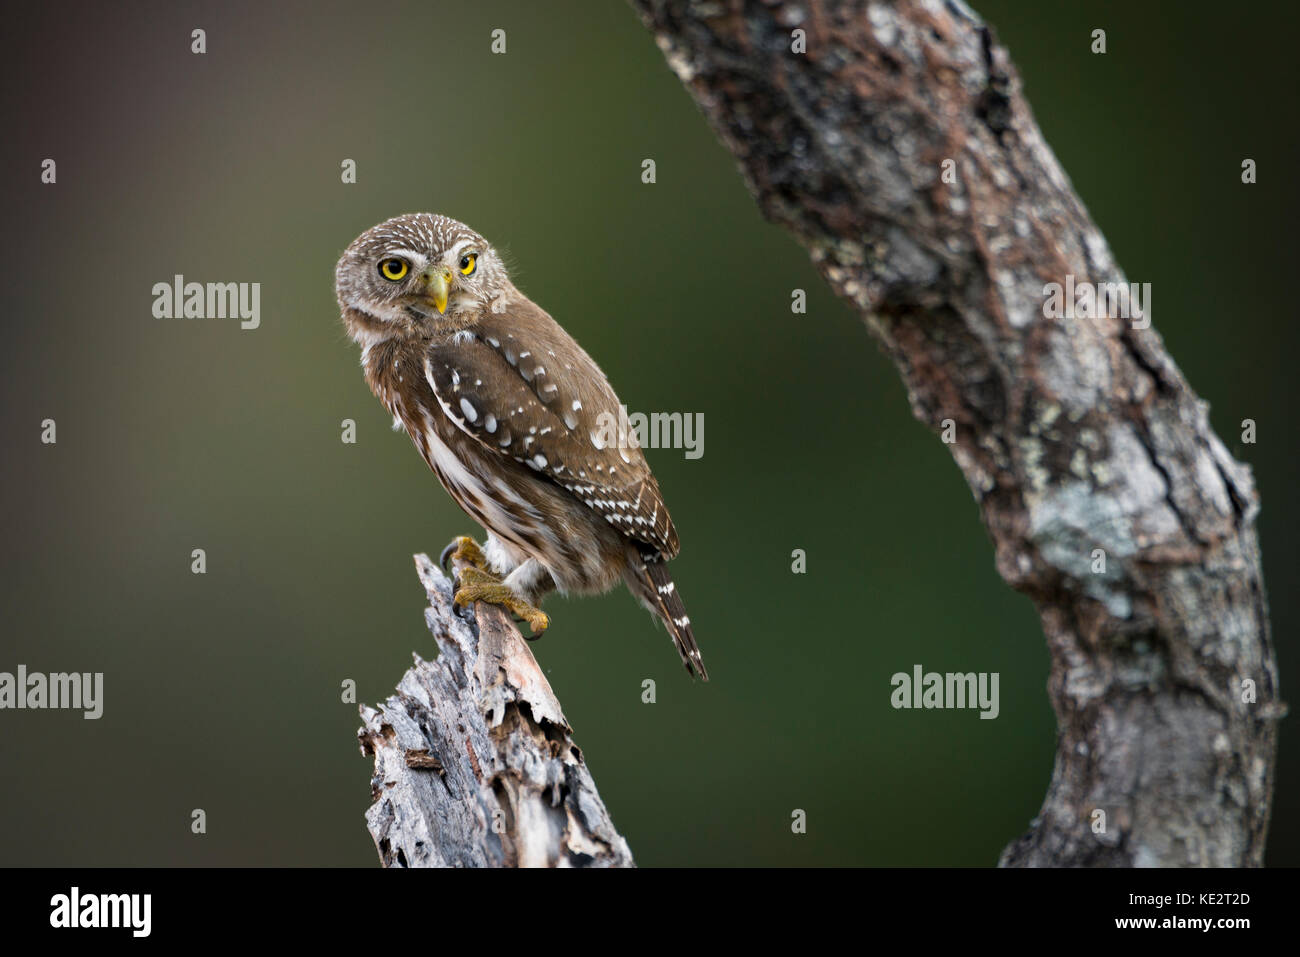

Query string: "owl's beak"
[421, 265, 454, 314]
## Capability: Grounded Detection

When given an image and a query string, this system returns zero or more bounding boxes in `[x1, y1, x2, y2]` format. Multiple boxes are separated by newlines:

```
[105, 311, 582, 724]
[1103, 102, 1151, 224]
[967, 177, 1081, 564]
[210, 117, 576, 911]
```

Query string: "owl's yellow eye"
[459, 253, 477, 276]
[379, 258, 409, 281]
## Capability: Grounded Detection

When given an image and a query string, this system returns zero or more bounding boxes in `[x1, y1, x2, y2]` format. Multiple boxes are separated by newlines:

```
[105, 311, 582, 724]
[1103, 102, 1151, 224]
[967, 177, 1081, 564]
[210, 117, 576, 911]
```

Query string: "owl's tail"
[626, 548, 708, 681]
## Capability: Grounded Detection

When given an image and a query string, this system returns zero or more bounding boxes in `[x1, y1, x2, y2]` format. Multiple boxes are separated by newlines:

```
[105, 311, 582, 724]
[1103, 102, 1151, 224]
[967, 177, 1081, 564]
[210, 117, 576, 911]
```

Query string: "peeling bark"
[357, 554, 634, 867]
[631, 0, 1280, 865]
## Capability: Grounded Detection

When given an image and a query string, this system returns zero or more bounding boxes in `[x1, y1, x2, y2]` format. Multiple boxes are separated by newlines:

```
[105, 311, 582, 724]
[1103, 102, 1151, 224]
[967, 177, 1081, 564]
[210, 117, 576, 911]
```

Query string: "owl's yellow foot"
[453, 567, 550, 638]
[440, 535, 489, 573]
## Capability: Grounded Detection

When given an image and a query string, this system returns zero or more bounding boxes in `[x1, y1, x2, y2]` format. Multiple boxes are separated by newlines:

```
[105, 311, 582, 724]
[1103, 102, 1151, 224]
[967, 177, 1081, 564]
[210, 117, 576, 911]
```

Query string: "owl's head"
[336, 213, 509, 341]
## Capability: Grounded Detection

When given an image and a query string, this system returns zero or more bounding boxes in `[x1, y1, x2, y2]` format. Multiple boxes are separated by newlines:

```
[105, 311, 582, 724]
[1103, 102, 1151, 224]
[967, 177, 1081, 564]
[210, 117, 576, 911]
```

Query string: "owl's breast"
[365, 340, 463, 479]
[363, 339, 538, 544]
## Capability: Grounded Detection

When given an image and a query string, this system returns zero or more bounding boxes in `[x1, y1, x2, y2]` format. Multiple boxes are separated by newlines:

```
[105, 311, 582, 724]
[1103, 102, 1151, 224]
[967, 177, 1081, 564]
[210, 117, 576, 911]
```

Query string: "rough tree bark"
[358, 554, 634, 867]
[630, 0, 1280, 865]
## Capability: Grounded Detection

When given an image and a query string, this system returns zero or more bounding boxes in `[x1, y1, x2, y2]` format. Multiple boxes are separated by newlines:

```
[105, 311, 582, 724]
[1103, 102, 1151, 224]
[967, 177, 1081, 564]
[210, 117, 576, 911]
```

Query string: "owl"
[336, 213, 707, 680]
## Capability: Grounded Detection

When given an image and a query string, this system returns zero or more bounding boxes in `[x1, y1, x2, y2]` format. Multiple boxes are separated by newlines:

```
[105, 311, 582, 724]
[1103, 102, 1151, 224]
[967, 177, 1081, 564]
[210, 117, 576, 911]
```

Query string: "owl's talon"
[442, 535, 489, 573]
[515, 606, 549, 639]
[452, 566, 501, 599]
[453, 573, 549, 638]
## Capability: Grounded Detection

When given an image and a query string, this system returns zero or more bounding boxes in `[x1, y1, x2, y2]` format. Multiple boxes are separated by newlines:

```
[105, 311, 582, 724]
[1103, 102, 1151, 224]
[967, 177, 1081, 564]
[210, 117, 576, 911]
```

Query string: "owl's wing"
[422, 306, 679, 559]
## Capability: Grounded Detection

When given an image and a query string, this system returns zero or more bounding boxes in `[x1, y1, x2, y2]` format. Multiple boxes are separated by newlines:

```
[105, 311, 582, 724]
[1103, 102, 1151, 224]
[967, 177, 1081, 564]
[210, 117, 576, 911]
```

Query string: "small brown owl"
[336, 213, 707, 680]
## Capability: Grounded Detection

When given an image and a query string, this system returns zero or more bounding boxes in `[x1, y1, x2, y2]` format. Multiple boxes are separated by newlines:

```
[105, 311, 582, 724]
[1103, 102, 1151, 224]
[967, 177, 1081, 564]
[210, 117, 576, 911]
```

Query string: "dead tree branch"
[357, 554, 634, 867]
[631, 0, 1280, 865]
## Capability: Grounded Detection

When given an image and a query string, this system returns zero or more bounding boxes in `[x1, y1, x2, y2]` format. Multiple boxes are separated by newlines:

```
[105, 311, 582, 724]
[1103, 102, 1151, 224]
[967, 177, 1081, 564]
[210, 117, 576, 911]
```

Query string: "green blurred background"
[1, 1, 1294, 866]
